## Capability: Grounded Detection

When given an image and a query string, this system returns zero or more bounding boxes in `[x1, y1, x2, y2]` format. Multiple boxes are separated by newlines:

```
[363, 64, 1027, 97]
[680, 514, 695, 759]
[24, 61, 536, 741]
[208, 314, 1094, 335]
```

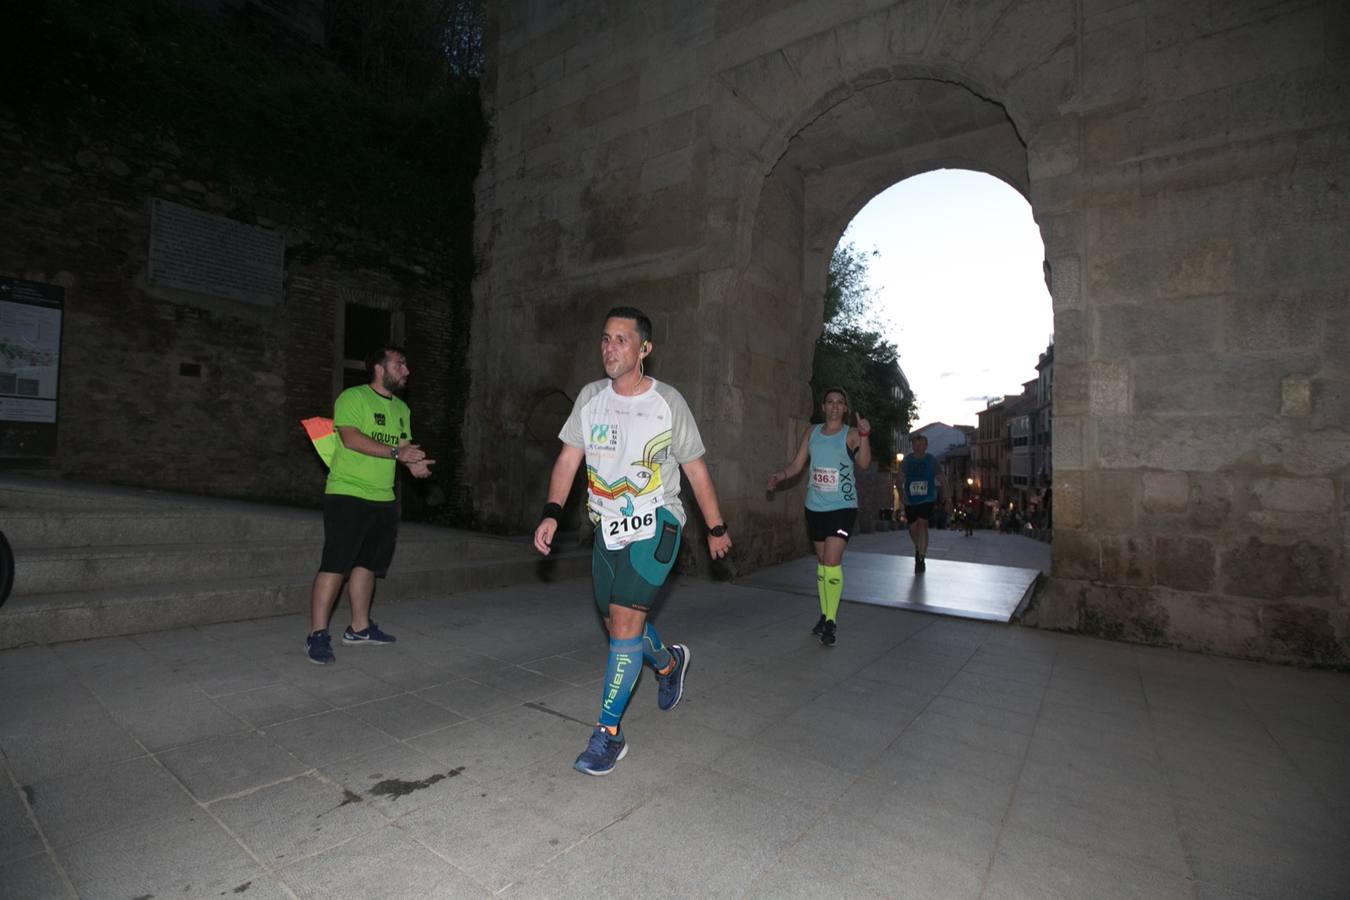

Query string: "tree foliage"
[811, 242, 917, 463]
[325, 0, 484, 98]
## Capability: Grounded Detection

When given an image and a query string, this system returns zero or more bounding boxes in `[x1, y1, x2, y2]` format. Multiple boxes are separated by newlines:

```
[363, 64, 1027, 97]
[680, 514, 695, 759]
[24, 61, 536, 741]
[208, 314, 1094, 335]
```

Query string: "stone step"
[0, 477, 201, 511]
[10, 531, 529, 595]
[0, 474, 594, 649]
[1, 508, 327, 549]
[0, 549, 591, 649]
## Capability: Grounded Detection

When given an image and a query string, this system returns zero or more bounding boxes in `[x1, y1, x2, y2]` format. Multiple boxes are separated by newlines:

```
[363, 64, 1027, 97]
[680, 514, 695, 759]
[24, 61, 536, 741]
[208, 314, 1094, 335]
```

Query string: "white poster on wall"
[0, 277, 63, 425]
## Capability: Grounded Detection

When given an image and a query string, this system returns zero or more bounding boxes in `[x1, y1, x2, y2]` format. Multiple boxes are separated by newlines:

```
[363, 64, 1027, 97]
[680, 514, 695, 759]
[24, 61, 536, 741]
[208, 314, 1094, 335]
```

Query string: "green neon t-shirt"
[325, 385, 411, 502]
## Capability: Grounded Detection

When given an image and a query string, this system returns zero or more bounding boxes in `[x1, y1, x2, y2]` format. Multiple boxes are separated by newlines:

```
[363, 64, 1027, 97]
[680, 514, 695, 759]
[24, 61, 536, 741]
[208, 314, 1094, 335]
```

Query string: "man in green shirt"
[306, 344, 434, 665]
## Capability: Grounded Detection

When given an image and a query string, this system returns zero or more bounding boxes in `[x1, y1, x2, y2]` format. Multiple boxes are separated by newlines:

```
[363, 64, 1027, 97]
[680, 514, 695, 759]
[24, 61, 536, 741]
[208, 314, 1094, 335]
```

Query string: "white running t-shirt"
[560, 378, 706, 549]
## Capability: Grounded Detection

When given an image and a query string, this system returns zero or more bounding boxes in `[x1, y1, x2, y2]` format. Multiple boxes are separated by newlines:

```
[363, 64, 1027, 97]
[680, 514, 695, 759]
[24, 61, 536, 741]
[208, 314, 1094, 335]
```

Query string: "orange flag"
[301, 417, 337, 469]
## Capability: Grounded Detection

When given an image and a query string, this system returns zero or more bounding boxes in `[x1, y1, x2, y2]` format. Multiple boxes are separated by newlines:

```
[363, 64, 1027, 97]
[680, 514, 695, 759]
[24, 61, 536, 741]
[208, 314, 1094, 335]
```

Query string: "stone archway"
[729, 73, 1038, 566]
[473, 1, 1350, 665]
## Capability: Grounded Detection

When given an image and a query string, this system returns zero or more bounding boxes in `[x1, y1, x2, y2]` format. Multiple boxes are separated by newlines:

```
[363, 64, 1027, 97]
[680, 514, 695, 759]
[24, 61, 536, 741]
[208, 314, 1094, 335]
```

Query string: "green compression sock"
[816, 564, 828, 616]
[822, 565, 843, 621]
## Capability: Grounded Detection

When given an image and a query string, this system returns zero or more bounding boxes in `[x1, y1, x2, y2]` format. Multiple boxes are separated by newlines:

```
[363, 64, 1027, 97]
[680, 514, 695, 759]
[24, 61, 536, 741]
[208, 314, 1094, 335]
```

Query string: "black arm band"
[541, 502, 564, 522]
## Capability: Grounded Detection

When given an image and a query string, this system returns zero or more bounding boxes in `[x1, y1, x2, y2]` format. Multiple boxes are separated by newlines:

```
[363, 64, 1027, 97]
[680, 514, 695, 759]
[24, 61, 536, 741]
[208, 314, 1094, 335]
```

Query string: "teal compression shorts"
[591, 507, 682, 613]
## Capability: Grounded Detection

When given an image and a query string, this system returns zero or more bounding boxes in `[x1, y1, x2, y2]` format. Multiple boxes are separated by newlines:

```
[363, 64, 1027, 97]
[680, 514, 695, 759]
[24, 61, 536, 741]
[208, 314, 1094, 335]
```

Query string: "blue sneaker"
[343, 621, 396, 644]
[306, 629, 334, 665]
[656, 643, 690, 711]
[574, 725, 627, 776]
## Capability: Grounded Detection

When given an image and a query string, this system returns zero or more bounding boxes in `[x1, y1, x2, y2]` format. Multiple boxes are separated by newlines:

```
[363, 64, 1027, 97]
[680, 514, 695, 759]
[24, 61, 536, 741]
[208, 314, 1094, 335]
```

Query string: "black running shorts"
[904, 502, 936, 523]
[805, 507, 857, 543]
[319, 494, 399, 575]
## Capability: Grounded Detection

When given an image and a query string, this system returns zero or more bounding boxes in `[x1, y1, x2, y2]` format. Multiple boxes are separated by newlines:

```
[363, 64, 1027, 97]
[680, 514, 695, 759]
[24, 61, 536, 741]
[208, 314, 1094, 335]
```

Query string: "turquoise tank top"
[805, 424, 856, 512]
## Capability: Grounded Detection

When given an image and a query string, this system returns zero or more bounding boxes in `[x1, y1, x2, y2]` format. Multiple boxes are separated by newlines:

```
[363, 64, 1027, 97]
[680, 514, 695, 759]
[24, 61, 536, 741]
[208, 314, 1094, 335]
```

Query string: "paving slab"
[59, 809, 267, 900]
[0, 852, 70, 900]
[208, 773, 389, 868]
[0, 536, 1347, 899]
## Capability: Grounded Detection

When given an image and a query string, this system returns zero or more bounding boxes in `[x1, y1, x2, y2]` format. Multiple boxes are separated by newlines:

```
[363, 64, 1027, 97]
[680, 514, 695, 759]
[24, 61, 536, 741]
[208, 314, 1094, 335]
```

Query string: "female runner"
[766, 388, 871, 646]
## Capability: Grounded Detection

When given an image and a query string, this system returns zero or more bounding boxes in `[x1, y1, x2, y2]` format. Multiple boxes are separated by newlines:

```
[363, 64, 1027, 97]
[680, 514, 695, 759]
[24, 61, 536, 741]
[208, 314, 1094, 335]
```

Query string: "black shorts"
[319, 494, 399, 576]
[805, 507, 857, 543]
[904, 502, 936, 523]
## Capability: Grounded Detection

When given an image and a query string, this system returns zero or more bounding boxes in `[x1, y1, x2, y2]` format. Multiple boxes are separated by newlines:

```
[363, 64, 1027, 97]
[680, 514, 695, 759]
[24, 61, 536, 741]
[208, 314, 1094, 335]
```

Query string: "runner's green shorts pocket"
[630, 507, 681, 583]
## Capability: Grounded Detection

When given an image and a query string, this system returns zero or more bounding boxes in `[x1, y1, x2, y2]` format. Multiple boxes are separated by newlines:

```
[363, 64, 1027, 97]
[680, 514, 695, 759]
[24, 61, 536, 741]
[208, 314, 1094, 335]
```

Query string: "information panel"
[148, 199, 284, 306]
[0, 276, 63, 458]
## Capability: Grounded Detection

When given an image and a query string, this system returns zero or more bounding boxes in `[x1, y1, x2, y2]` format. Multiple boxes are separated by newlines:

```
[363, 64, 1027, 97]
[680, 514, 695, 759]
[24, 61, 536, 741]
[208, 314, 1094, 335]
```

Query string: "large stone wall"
[0, 119, 461, 512]
[473, 1, 1350, 664]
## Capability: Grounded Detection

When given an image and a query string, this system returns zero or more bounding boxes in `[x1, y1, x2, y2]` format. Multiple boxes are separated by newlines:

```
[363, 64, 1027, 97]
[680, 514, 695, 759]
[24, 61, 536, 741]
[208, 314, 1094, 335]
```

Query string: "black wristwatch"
[708, 524, 728, 538]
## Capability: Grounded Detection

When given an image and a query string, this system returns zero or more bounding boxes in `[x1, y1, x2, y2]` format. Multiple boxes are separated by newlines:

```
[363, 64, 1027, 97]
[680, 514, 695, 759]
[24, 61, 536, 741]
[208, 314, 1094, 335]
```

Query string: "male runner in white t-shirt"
[534, 307, 733, 775]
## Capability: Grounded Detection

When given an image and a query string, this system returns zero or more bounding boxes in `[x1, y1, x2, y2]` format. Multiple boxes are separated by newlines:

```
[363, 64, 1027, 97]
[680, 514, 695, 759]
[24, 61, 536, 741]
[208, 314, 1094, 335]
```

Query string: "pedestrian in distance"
[534, 307, 732, 776]
[900, 433, 944, 573]
[766, 388, 872, 646]
[305, 344, 434, 665]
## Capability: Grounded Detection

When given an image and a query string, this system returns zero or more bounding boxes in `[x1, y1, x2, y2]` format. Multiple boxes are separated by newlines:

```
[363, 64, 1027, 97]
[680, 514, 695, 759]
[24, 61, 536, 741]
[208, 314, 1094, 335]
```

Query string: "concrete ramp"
[740, 545, 1040, 623]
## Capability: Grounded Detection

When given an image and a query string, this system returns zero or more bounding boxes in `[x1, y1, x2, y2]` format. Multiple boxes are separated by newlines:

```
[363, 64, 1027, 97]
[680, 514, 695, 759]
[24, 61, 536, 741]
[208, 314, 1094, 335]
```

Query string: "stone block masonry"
[0, 121, 461, 515]
[473, 0, 1350, 665]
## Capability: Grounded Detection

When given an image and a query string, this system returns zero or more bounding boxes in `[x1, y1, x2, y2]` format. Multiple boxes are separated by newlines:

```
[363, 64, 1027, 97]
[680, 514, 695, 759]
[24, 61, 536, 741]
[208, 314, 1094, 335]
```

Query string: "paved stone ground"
[2, 536, 1348, 899]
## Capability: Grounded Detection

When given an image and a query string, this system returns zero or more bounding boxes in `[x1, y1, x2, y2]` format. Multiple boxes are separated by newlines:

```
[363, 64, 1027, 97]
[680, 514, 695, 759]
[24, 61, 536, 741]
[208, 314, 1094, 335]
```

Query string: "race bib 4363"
[811, 467, 839, 492]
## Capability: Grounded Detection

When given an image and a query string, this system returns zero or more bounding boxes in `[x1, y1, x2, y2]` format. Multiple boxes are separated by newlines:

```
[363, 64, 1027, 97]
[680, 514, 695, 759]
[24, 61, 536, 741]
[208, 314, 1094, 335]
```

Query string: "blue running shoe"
[656, 643, 690, 711]
[306, 629, 334, 665]
[574, 725, 627, 776]
[343, 621, 396, 644]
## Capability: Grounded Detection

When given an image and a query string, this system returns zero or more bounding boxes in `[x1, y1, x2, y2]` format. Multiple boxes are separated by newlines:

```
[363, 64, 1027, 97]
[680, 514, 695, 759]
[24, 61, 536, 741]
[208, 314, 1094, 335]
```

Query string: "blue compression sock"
[642, 622, 673, 672]
[598, 635, 643, 729]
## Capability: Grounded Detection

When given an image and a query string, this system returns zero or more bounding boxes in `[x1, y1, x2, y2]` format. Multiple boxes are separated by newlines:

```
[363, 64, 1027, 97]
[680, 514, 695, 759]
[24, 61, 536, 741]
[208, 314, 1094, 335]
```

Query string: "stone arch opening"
[831, 168, 1055, 533]
[733, 73, 1054, 567]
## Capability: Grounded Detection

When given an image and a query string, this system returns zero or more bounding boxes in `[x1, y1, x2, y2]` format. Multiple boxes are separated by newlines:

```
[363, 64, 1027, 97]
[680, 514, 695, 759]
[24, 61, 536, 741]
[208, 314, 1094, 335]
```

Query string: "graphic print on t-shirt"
[560, 378, 705, 546]
[587, 429, 671, 548]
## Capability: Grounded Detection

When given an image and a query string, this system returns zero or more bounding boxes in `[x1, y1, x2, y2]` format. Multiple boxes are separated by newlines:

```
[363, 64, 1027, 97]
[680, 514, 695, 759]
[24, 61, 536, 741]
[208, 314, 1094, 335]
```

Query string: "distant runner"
[900, 434, 943, 573]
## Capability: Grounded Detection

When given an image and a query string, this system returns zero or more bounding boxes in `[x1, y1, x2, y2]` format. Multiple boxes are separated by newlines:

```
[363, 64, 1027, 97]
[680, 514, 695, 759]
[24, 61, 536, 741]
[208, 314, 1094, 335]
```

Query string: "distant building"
[1034, 341, 1054, 493]
[939, 438, 976, 516]
[973, 398, 1007, 523]
[909, 421, 966, 458]
[972, 339, 1055, 530]
[1006, 384, 1038, 514]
